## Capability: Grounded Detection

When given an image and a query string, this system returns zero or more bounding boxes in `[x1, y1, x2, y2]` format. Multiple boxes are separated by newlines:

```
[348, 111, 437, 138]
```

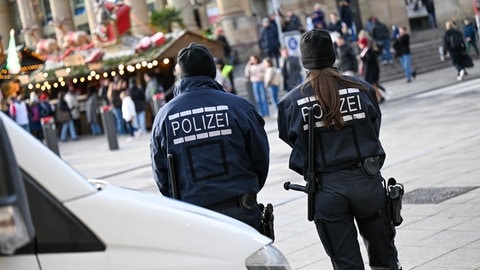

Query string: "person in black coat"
[339, 0, 356, 40]
[279, 47, 303, 91]
[335, 35, 358, 76]
[259, 17, 281, 67]
[392, 26, 416, 83]
[128, 77, 147, 134]
[443, 21, 467, 81]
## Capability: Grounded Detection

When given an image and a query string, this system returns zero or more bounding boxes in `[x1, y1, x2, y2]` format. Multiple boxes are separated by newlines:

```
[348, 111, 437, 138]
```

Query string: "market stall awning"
[27, 30, 225, 86]
[0, 46, 45, 81]
[150, 30, 225, 61]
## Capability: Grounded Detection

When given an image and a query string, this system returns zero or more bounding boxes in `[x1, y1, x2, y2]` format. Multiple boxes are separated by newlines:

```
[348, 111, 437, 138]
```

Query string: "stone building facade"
[0, 0, 477, 62]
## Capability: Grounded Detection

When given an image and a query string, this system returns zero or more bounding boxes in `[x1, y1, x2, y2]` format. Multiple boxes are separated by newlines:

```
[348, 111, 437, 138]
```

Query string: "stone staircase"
[379, 28, 479, 82]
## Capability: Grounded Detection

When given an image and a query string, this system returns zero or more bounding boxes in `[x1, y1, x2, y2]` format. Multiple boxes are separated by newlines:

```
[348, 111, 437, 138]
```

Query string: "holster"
[239, 193, 257, 210]
[386, 178, 404, 226]
[258, 203, 275, 241]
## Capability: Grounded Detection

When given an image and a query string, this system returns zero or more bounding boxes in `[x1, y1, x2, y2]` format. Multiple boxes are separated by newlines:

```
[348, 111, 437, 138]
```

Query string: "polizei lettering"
[296, 88, 366, 130]
[168, 105, 232, 144]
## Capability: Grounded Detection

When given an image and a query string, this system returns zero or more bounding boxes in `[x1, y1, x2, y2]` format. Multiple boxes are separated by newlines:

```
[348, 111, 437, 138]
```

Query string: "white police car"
[0, 112, 291, 270]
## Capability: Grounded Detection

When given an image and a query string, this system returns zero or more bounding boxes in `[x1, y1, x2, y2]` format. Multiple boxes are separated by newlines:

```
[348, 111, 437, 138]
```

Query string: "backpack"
[449, 31, 464, 49]
[373, 23, 390, 40]
[39, 101, 54, 117]
[30, 105, 41, 122]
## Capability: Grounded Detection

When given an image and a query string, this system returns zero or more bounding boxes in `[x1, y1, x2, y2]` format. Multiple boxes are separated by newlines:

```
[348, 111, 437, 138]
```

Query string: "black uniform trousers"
[314, 167, 400, 270]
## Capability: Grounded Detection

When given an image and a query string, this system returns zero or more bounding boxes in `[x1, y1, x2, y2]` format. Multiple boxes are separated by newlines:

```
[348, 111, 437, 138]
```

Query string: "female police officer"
[277, 29, 401, 269]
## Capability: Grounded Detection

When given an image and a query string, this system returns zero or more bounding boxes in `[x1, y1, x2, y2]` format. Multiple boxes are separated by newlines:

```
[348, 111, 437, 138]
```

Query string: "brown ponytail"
[304, 68, 368, 129]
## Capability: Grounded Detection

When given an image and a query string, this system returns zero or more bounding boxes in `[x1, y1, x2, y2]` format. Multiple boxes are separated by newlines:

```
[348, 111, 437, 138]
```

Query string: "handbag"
[55, 109, 71, 123]
[462, 53, 474, 68]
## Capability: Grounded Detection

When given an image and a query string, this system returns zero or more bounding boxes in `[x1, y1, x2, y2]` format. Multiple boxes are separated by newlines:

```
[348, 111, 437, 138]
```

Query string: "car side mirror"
[0, 116, 35, 255]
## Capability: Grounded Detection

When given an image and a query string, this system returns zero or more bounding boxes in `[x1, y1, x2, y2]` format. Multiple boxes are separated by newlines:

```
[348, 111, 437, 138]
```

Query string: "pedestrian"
[371, 17, 393, 65]
[65, 83, 81, 135]
[216, 58, 236, 94]
[98, 78, 111, 106]
[259, 17, 281, 67]
[85, 85, 103, 135]
[263, 57, 282, 112]
[214, 58, 233, 93]
[339, 0, 356, 41]
[364, 16, 376, 36]
[129, 77, 147, 135]
[327, 12, 343, 35]
[393, 26, 417, 83]
[358, 37, 386, 103]
[38, 93, 55, 119]
[120, 89, 136, 138]
[150, 43, 270, 234]
[443, 20, 468, 81]
[9, 91, 30, 132]
[143, 72, 163, 115]
[422, 0, 437, 29]
[311, 3, 326, 29]
[334, 34, 358, 76]
[282, 10, 304, 33]
[277, 29, 402, 270]
[28, 91, 43, 140]
[245, 55, 269, 117]
[463, 17, 479, 56]
[107, 74, 127, 135]
[56, 91, 78, 142]
[214, 27, 233, 64]
[279, 47, 303, 92]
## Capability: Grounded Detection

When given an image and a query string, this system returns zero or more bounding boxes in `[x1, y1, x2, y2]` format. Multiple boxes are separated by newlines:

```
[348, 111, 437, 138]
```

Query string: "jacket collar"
[174, 76, 225, 96]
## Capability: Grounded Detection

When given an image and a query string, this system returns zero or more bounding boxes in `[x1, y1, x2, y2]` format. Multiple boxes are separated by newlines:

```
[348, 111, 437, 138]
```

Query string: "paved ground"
[57, 58, 480, 270]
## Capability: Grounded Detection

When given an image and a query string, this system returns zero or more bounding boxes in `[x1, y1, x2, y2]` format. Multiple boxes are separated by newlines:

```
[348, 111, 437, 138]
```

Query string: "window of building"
[73, 0, 86, 16]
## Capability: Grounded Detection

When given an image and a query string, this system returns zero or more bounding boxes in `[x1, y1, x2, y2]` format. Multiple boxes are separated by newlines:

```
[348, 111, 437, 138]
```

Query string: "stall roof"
[0, 46, 45, 81]
[25, 30, 225, 85]
[152, 30, 225, 61]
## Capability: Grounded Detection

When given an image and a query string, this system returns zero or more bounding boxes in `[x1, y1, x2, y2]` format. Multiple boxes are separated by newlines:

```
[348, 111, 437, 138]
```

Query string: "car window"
[0, 116, 35, 255]
[0, 152, 8, 197]
[16, 171, 105, 254]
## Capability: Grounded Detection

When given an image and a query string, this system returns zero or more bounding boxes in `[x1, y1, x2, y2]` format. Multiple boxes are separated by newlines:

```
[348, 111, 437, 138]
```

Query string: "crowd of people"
[0, 70, 172, 143]
[2, 1, 478, 145]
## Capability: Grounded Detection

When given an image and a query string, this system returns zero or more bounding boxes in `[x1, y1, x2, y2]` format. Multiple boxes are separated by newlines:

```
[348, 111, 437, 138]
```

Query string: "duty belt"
[206, 193, 257, 210]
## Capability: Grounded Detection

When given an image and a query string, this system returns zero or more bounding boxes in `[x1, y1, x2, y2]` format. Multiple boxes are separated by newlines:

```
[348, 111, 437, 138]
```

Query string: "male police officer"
[150, 43, 270, 232]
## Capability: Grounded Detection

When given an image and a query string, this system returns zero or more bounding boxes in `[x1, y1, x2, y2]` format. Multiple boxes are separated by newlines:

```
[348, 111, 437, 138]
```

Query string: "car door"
[0, 116, 39, 269]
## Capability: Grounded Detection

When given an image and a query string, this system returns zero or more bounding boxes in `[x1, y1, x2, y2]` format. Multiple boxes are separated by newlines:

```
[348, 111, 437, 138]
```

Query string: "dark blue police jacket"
[277, 75, 385, 176]
[151, 76, 270, 206]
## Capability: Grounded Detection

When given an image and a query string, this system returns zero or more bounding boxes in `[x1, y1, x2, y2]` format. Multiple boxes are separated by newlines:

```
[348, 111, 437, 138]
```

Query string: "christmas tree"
[6, 29, 21, 74]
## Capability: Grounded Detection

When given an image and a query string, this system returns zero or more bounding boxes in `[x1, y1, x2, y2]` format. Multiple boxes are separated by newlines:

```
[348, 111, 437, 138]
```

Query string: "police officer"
[150, 43, 270, 233]
[277, 29, 401, 269]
